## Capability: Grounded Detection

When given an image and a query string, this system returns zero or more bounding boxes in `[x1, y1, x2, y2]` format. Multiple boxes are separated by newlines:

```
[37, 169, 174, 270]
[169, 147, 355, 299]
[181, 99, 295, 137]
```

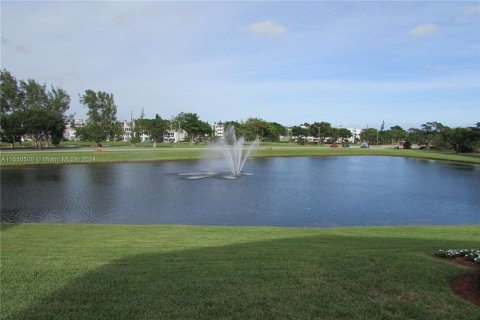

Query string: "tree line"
[1, 70, 479, 152]
[1, 70, 70, 148]
[290, 122, 353, 145]
[292, 121, 480, 153]
[359, 122, 480, 153]
[132, 115, 288, 145]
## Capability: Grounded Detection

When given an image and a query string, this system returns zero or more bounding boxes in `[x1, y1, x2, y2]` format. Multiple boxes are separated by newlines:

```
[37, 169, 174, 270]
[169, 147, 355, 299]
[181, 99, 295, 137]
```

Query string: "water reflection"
[1, 157, 479, 227]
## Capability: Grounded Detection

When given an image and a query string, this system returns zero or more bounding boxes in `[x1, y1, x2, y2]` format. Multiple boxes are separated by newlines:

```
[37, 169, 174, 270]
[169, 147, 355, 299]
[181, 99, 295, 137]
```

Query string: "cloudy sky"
[1, 1, 479, 129]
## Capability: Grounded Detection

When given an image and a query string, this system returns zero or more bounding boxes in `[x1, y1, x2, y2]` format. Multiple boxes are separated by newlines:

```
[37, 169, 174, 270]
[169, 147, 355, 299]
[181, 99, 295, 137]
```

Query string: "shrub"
[403, 140, 412, 149]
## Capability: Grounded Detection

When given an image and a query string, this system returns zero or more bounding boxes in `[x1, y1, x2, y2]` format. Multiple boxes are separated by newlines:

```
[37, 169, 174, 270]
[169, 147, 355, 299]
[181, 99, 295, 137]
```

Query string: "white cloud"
[249, 20, 288, 38]
[409, 23, 438, 37]
[464, 5, 480, 16]
[455, 5, 480, 21]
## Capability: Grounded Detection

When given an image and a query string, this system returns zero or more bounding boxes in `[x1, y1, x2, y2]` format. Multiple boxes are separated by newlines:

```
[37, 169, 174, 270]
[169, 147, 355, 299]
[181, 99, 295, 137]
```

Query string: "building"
[119, 120, 149, 142]
[121, 120, 133, 141]
[63, 119, 86, 141]
[63, 118, 154, 142]
[163, 129, 187, 143]
[211, 122, 225, 139]
[346, 128, 362, 143]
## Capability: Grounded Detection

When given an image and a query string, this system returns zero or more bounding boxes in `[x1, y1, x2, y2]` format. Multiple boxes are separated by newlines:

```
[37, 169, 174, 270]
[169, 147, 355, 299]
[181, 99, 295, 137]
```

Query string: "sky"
[1, 1, 479, 129]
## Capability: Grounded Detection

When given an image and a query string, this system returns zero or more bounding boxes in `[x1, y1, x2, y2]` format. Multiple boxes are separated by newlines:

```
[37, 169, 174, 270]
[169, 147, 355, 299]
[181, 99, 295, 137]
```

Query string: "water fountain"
[217, 126, 259, 177]
[179, 126, 259, 179]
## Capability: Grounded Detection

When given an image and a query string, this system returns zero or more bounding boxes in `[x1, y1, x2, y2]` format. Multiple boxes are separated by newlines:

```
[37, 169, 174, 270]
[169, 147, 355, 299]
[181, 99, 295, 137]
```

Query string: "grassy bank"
[1, 224, 479, 319]
[1, 146, 479, 166]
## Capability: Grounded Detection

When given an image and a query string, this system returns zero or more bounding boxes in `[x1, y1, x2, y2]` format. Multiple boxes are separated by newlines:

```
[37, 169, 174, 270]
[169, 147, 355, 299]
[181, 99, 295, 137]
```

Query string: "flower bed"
[436, 249, 480, 263]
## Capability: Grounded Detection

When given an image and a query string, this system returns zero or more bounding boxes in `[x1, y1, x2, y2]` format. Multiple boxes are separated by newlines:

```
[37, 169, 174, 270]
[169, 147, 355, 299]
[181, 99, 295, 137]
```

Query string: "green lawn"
[1, 224, 479, 319]
[1, 145, 479, 166]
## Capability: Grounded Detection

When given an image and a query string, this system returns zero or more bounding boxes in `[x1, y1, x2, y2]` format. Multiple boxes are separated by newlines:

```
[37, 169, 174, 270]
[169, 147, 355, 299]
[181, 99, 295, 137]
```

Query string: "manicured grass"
[1, 145, 479, 166]
[0, 148, 205, 166]
[1, 224, 479, 319]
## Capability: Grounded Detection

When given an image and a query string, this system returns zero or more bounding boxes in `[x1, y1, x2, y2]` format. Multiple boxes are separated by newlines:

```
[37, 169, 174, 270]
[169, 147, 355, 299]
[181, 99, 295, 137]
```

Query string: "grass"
[1, 145, 479, 166]
[0, 147, 205, 166]
[1, 224, 479, 319]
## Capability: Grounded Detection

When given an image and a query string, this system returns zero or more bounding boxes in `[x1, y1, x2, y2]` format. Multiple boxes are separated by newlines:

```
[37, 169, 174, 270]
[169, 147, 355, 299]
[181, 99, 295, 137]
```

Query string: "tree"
[449, 127, 480, 153]
[223, 121, 245, 139]
[48, 87, 70, 115]
[419, 121, 450, 149]
[407, 128, 427, 147]
[131, 110, 148, 144]
[1, 75, 70, 148]
[291, 125, 309, 144]
[46, 87, 70, 146]
[20, 79, 50, 148]
[267, 122, 287, 141]
[360, 128, 378, 144]
[327, 127, 340, 144]
[22, 108, 65, 148]
[78, 90, 118, 146]
[312, 122, 332, 145]
[153, 115, 170, 147]
[0, 111, 25, 147]
[173, 112, 211, 144]
[242, 118, 283, 142]
[242, 118, 267, 141]
[20, 79, 49, 110]
[338, 128, 352, 143]
[291, 126, 309, 138]
[144, 114, 169, 147]
[130, 120, 142, 144]
[389, 125, 406, 145]
[0, 70, 24, 147]
[0, 69, 22, 114]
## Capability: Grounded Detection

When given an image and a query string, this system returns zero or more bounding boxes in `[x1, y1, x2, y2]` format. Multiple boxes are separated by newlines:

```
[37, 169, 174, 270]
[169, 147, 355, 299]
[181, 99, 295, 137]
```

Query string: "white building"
[139, 133, 150, 142]
[163, 129, 187, 143]
[63, 119, 86, 141]
[121, 120, 133, 141]
[346, 128, 362, 143]
[212, 122, 225, 139]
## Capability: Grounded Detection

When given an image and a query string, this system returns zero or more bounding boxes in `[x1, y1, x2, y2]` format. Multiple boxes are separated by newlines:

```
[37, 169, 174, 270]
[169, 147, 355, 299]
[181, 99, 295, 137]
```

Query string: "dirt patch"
[451, 257, 480, 270]
[448, 258, 479, 306]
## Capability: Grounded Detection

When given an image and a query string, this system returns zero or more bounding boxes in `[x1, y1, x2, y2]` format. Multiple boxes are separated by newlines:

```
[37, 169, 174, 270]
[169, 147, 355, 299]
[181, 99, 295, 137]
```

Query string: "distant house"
[212, 122, 225, 139]
[163, 129, 187, 143]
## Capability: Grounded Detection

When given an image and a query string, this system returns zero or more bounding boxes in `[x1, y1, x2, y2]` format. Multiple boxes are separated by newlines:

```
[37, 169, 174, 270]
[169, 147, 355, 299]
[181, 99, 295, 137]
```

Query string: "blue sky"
[1, 1, 479, 129]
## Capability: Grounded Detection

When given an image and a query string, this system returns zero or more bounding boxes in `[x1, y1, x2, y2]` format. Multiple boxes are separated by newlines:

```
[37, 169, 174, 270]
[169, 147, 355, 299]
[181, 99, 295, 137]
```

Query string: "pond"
[1, 156, 479, 227]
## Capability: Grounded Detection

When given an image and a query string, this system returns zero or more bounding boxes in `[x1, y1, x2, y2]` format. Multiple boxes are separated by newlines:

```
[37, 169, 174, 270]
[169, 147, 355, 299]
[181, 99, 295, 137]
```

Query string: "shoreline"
[1, 146, 479, 167]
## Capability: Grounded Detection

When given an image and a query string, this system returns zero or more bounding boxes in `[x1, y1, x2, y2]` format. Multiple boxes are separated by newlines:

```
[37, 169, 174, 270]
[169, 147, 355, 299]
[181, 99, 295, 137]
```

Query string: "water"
[1, 156, 479, 227]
